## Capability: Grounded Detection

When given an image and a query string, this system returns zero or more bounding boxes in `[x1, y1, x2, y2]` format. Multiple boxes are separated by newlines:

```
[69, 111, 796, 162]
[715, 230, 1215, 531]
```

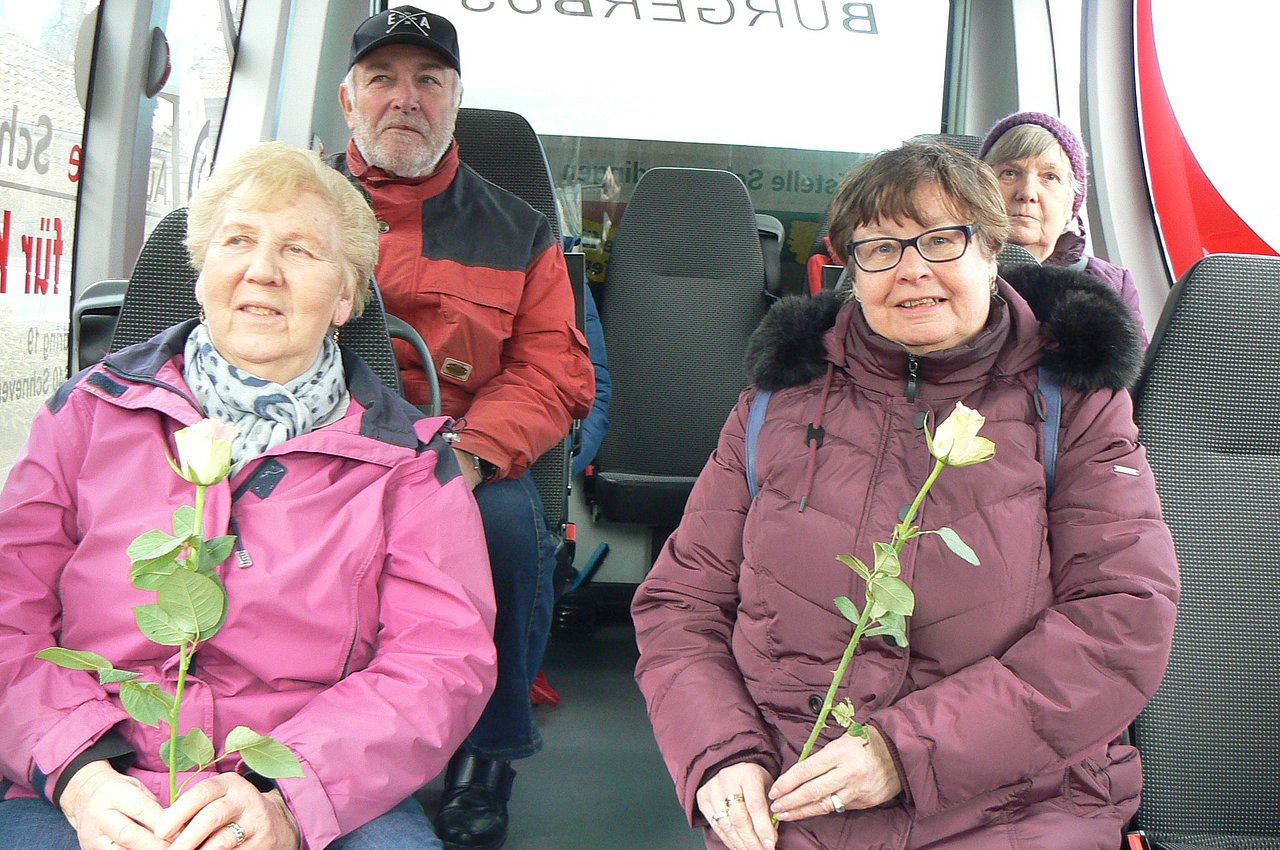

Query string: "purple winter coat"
[633, 267, 1178, 850]
[0, 322, 497, 849]
[1046, 231, 1148, 343]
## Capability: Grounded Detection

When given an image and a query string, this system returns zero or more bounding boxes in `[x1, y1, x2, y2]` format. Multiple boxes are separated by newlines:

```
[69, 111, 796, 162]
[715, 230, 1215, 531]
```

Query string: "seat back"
[907, 132, 982, 157]
[453, 107, 574, 529]
[996, 242, 1041, 274]
[1131, 253, 1280, 843]
[108, 207, 404, 395]
[594, 167, 768, 529]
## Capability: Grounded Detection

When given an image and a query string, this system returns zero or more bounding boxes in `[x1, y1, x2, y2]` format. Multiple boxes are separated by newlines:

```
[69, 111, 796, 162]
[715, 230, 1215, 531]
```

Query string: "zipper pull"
[905, 354, 921, 402]
[229, 516, 253, 568]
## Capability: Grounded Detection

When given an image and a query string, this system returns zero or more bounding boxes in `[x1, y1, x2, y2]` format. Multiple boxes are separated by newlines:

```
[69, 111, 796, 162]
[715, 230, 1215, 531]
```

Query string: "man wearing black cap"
[332, 7, 595, 850]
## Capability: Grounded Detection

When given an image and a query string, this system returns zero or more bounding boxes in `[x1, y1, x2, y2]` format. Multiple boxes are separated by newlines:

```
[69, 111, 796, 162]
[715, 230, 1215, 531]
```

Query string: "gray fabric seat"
[592, 166, 769, 533]
[452, 107, 576, 533]
[1131, 253, 1280, 850]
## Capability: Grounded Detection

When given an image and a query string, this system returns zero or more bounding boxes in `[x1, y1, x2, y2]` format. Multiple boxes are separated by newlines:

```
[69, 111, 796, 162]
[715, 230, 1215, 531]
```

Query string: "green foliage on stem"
[35, 421, 304, 802]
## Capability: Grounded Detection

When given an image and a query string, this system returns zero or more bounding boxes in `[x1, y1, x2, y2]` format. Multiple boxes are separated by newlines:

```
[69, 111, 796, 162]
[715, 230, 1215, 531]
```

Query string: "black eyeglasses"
[846, 224, 977, 273]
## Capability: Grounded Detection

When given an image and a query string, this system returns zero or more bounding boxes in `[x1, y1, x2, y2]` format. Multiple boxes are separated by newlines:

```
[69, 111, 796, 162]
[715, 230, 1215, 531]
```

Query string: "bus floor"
[417, 613, 705, 850]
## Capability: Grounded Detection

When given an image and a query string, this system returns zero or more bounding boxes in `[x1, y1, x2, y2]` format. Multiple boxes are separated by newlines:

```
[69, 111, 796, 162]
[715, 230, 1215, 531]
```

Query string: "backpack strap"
[1038, 365, 1063, 497]
[746, 389, 773, 499]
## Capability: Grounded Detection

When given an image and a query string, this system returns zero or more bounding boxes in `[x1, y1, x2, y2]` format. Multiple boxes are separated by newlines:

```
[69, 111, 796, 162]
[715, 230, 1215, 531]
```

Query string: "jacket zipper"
[905, 354, 921, 402]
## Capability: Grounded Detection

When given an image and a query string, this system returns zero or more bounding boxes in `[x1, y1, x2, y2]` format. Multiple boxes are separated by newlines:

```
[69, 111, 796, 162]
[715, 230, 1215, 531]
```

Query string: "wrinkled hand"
[154, 774, 299, 850]
[696, 762, 776, 850]
[769, 727, 901, 822]
[60, 760, 168, 850]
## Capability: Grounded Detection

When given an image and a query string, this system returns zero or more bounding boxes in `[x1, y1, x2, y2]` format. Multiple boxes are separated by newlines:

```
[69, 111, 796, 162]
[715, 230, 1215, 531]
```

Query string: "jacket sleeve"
[871, 386, 1179, 817]
[571, 286, 611, 477]
[454, 242, 594, 479]
[633, 390, 781, 826]
[270, 433, 498, 848]
[0, 392, 133, 801]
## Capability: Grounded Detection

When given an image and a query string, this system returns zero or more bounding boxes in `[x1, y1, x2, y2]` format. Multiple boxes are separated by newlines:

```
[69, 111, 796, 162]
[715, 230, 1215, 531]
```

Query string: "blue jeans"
[0, 795, 440, 850]
[464, 472, 556, 761]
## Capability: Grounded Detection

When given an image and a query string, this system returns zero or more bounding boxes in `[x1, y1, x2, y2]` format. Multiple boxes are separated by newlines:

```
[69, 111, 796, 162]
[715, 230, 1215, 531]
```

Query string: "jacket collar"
[341, 137, 460, 193]
[102, 321, 426, 450]
[746, 264, 1143, 393]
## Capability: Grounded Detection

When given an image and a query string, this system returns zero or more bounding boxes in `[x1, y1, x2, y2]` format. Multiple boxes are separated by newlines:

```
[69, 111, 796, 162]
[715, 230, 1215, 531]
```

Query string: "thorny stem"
[166, 483, 208, 803]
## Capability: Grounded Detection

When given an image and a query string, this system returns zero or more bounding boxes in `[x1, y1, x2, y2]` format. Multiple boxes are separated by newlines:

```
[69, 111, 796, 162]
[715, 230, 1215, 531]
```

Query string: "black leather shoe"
[435, 753, 515, 850]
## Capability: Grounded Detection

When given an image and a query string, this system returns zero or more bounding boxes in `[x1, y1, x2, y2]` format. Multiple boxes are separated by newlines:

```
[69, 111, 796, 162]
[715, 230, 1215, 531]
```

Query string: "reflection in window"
[145, 1, 244, 238]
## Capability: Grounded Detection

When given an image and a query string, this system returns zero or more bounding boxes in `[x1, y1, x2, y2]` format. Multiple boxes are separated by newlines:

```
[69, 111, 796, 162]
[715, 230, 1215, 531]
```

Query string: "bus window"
[0, 2, 92, 484]
[143, 1, 245, 237]
[441, 0, 950, 289]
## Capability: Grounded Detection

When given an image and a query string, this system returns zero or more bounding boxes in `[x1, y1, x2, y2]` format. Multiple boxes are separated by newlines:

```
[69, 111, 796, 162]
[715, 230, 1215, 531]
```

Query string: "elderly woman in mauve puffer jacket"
[633, 141, 1178, 850]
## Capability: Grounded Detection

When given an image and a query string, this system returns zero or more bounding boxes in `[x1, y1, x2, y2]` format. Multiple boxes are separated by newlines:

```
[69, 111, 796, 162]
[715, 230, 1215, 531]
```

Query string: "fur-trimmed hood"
[746, 264, 1144, 393]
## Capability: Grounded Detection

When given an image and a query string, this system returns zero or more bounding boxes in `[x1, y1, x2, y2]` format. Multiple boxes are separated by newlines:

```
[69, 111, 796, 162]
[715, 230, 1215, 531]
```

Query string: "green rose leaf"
[171, 505, 196, 541]
[845, 721, 870, 741]
[225, 727, 304, 779]
[936, 526, 980, 566]
[864, 611, 910, 647]
[120, 680, 174, 728]
[35, 647, 113, 671]
[160, 738, 198, 772]
[868, 575, 915, 618]
[127, 529, 184, 563]
[835, 554, 871, 581]
[834, 595, 861, 624]
[157, 569, 227, 637]
[131, 555, 182, 590]
[831, 698, 858, 729]
[200, 536, 237, 572]
[872, 542, 901, 577]
[98, 668, 141, 684]
[178, 727, 215, 767]
[135, 603, 194, 646]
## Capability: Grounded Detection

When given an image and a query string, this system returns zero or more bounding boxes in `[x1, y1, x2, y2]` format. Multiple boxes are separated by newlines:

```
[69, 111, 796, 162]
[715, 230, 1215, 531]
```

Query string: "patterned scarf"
[183, 323, 349, 472]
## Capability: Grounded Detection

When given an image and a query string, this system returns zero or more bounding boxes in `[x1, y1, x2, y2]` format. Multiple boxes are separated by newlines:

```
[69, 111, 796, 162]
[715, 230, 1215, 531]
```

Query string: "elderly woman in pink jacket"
[0, 142, 496, 850]
[633, 142, 1178, 850]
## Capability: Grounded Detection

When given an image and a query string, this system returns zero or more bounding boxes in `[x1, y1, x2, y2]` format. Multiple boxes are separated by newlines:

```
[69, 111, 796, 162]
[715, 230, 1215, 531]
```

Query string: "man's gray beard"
[352, 118, 455, 178]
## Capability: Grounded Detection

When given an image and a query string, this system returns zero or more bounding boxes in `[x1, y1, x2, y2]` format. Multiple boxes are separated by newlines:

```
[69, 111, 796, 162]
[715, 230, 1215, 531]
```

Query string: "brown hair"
[186, 141, 377, 317]
[827, 142, 1010, 264]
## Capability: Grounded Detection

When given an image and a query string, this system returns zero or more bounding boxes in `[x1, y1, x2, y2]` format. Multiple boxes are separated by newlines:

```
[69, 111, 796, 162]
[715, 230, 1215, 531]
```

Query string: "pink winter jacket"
[634, 268, 1179, 850]
[0, 322, 497, 849]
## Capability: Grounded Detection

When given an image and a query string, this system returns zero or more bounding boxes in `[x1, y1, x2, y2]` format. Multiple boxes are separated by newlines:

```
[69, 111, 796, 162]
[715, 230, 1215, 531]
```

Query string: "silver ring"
[227, 821, 247, 846]
[710, 809, 729, 823]
[830, 792, 846, 813]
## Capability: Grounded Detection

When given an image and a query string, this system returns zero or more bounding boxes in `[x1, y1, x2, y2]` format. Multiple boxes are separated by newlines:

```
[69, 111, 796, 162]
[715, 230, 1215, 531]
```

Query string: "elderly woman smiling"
[0, 141, 496, 850]
[979, 111, 1147, 340]
[633, 142, 1178, 850]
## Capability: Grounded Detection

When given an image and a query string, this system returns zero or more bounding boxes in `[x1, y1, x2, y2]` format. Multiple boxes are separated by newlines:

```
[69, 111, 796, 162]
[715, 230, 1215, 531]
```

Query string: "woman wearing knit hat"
[979, 111, 1147, 342]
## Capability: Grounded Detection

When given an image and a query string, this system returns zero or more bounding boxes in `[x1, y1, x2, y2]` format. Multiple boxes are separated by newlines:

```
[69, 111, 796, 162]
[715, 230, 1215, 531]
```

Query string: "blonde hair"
[827, 142, 1010, 264]
[186, 141, 378, 316]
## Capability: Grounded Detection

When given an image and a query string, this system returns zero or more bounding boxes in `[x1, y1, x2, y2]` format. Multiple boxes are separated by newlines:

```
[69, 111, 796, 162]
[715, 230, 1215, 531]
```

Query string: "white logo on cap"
[386, 10, 432, 36]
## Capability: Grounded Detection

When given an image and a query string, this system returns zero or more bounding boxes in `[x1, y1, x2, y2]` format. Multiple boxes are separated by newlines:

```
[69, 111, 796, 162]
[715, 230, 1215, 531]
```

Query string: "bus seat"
[104, 207, 437, 414]
[453, 106, 576, 539]
[72, 278, 128, 370]
[756, 213, 785, 298]
[1131, 253, 1280, 848]
[997, 242, 1041, 273]
[591, 166, 769, 540]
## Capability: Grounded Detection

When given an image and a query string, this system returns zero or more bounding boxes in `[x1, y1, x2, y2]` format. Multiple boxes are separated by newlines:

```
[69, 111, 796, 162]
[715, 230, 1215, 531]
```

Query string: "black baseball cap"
[349, 6, 461, 73]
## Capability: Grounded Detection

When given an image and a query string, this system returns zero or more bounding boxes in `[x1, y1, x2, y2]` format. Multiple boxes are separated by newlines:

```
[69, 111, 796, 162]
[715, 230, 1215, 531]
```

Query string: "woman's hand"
[696, 762, 776, 850]
[769, 727, 902, 822]
[154, 774, 300, 850]
[60, 760, 168, 850]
